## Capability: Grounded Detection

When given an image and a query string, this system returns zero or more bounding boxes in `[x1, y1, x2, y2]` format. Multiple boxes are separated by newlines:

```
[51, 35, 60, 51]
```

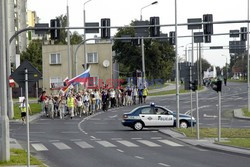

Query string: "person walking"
[138, 89, 143, 104]
[19, 98, 32, 125]
[67, 94, 75, 119]
[76, 95, 83, 117]
[94, 89, 101, 111]
[39, 91, 47, 117]
[83, 92, 90, 116]
[58, 96, 67, 119]
[143, 87, 149, 103]
[48, 96, 55, 119]
[132, 86, 138, 105]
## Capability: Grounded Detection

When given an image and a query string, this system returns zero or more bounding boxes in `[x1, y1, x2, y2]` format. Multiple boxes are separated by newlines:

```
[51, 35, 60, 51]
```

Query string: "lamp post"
[140, 1, 158, 21]
[247, 0, 250, 112]
[83, 0, 93, 71]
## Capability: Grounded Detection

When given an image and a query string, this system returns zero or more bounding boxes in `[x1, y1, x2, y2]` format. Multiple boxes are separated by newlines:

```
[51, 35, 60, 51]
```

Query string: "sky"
[27, 0, 250, 68]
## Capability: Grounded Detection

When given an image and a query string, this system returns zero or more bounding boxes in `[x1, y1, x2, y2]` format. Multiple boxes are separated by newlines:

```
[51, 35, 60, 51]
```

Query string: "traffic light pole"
[218, 91, 221, 142]
[141, 37, 146, 86]
[196, 89, 200, 140]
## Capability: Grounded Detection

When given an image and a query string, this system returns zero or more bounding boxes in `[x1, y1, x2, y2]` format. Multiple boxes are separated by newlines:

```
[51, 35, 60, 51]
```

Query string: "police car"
[122, 103, 196, 130]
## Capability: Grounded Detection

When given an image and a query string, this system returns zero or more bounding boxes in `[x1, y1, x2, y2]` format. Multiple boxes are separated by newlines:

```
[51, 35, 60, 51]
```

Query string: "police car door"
[155, 107, 174, 126]
[139, 107, 157, 126]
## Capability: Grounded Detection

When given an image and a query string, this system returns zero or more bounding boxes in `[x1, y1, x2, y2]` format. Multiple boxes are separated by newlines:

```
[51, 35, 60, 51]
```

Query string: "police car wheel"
[180, 121, 188, 128]
[133, 122, 143, 131]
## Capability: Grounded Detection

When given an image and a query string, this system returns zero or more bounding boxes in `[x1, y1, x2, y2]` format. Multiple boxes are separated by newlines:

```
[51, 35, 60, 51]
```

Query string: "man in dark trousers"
[224, 77, 227, 86]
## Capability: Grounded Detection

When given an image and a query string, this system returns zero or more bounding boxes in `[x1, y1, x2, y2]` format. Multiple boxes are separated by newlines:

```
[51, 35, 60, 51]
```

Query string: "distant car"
[122, 104, 196, 130]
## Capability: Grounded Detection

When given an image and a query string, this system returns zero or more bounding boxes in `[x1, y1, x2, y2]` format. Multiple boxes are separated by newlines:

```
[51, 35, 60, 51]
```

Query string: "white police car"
[122, 103, 196, 130]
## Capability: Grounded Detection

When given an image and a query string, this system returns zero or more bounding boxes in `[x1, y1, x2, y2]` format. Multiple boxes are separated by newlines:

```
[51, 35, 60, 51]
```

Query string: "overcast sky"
[27, 0, 250, 67]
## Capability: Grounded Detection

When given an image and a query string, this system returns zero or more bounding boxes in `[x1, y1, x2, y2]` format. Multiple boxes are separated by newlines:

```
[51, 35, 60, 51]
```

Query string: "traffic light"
[50, 19, 60, 40]
[101, 18, 111, 39]
[169, 31, 176, 45]
[150, 17, 160, 37]
[189, 80, 198, 91]
[203, 14, 213, 43]
[212, 80, 222, 92]
[240, 27, 247, 41]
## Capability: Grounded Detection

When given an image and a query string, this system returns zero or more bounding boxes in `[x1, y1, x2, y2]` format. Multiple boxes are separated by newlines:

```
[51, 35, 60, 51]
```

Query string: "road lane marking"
[158, 140, 183, 147]
[75, 141, 94, 148]
[31, 143, 48, 151]
[131, 138, 142, 140]
[137, 140, 160, 147]
[90, 136, 96, 139]
[96, 141, 117, 147]
[109, 114, 118, 118]
[134, 156, 144, 159]
[117, 140, 139, 147]
[52, 142, 71, 150]
[151, 137, 162, 140]
[158, 163, 170, 167]
[49, 140, 60, 142]
[116, 149, 124, 153]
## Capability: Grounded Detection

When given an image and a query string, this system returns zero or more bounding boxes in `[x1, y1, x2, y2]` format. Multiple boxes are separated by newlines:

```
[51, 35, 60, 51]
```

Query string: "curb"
[233, 109, 250, 120]
[9, 113, 43, 123]
[158, 129, 250, 157]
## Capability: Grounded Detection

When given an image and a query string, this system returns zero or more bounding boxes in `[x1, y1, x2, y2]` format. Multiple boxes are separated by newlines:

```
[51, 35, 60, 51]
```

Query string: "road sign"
[194, 32, 204, 43]
[134, 21, 149, 37]
[229, 41, 246, 54]
[34, 23, 49, 35]
[210, 46, 223, 49]
[10, 60, 42, 89]
[230, 30, 240, 38]
[85, 22, 99, 33]
[187, 18, 202, 30]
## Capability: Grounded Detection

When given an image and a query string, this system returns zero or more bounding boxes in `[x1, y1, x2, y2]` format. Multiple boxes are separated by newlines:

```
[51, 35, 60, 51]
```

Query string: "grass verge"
[0, 149, 45, 166]
[176, 128, 250, 149]
[14, 103, 41, 120]
[228, 79, 247, 83]
[149, 86, 204, 96]
[242, 108, 250, 117]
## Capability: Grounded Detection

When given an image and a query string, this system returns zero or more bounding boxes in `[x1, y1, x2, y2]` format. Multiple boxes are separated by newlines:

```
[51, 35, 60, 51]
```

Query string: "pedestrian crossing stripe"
[31, 139, 184, 152]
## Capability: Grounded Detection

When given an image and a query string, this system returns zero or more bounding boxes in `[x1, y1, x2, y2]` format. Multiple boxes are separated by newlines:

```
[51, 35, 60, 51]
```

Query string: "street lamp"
[83, 0, 93, 71]
[140, 1, 158, 21]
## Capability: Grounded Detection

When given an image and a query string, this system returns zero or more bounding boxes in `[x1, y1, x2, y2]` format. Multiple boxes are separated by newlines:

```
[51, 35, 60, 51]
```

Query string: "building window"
[50, 77, 62, 89]
[87, 52, 98, 63]
[50, 53, 61, 64]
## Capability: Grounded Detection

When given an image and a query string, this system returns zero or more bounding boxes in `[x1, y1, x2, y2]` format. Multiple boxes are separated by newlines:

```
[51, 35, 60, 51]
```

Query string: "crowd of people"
[38, 85, 149, 119]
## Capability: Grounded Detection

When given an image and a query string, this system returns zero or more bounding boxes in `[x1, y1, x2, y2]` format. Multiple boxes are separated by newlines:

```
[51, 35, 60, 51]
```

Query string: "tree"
[113, 21, 175, 81]
[55, 14, 82, 45]
[20, 40, 42, 72]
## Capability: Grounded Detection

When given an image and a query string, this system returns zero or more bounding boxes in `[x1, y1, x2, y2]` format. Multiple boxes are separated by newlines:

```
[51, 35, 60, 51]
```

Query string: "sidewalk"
[159, 129, 250, 157]
[233, 109, 250, 120]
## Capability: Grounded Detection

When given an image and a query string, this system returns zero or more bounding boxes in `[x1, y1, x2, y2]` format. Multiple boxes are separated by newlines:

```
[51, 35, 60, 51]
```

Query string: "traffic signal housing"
[169, 31, 176, 45]
[203, 14, 213, 43]
[50, 19, 60, 40]
[101, 18, 111, 39]
[189, 80, 198, 92]
[150, 17, 160, 37]
[211, 80, 222, 92]
[240, 27, 247, 41]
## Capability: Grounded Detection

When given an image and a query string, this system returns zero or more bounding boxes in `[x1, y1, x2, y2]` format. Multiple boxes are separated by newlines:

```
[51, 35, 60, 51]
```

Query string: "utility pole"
[247, 0, 250, 112]
[67, 4, 71, 78]
[141, 37, 145, 85]
[0, 0, 10, 161]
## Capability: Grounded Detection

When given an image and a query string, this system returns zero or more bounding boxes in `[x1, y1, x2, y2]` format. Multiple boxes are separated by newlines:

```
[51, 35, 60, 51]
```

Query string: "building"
[42, 43, 113, 94]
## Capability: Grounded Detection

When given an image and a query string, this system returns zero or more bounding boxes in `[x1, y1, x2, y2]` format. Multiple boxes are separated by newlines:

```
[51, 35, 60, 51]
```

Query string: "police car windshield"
[128, 106, 142, 114]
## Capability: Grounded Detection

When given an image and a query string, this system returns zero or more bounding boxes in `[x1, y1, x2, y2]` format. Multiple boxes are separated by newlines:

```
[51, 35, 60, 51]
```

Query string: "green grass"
[176, 128, 250, 149]
[149, 86, 204, 96]
[14, 103, 41, 119]
[220, 138, 250, 149]
[0, 149, 45, 166]
[242, 108, 250, 117]
[228, 79, 247, 83]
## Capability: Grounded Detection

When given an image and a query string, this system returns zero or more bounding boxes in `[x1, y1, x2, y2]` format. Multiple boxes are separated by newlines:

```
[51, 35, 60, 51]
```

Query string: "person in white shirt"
[132, 86, 138, 105]
[94, 89, 101, 110]
[110, 89, 116, 108]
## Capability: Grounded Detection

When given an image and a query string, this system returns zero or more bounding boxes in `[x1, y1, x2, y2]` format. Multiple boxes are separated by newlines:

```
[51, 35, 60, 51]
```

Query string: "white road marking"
[49, 140, 60, 142]
[30, 141, 40, 143]
[158, 140, 183, 147]
[134, 156, 144, 159]
[151, 137, 162, 140]
[203, 114, 217, 118]
[158, 163, 170, 167]
[137, 140, 160, 147]
[31, 143, 48, 151]
[96, 141, 117, 147]
[117, 140, 139, 147]
[116, 149, 124, 153]
[90, 136, 96, 139]
[109, 114, 118, 118]
[52, 142, 71, 150]
[89, 118, 102, 121]
[75, 141, 94, 148]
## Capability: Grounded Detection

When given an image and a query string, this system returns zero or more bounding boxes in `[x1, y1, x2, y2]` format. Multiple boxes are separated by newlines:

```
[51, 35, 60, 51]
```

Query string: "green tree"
[20, 40, 42, 72]
[113, 22, 175, 81]
[55, 14, 82, 45]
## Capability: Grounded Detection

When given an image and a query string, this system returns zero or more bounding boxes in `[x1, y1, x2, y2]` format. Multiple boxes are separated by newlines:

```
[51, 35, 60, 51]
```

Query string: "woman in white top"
[76, 96, 83, 117]
[58, 96, 66, 119]
[94, 89, 101, 110]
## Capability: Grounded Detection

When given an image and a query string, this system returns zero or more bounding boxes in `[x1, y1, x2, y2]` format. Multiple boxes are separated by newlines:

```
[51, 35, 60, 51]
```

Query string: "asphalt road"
[8, 82, 250, 167]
